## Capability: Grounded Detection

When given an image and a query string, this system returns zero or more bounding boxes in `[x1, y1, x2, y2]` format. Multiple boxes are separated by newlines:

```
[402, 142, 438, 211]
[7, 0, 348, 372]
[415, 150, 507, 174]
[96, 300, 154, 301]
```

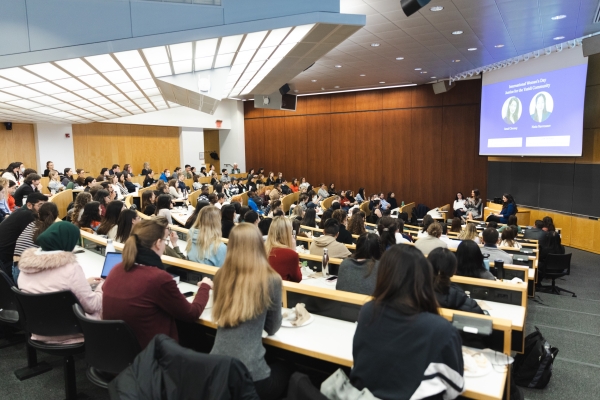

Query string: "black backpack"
[513, 327, 558, 389]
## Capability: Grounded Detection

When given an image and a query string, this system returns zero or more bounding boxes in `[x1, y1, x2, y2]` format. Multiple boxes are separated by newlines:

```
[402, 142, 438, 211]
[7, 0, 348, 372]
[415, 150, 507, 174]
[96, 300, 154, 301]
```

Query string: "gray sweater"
[336, 259, 379, 295]
[210, 276, 282, 381]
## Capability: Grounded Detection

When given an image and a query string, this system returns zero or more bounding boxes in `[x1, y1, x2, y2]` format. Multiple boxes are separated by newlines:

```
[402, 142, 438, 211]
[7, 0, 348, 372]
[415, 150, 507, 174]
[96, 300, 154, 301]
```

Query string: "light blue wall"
[222, 0, 339, 24]
[0, 0, 29, 55]
[130, 1, 223, 37]
[27, 0, 132, 50]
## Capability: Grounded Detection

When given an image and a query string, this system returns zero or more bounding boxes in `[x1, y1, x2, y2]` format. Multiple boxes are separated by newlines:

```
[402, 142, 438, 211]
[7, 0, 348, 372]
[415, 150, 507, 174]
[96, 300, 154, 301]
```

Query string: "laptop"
[101, 252, 123, 279]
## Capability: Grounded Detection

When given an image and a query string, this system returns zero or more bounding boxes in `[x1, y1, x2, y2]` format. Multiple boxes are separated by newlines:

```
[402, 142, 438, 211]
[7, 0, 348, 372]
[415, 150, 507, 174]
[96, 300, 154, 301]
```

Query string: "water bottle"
[106, 239, 116, 253]
[482, 253, 490, 270]
[322, 248, 329, 277]
[495, 260, 504, 280]
[401, 200, 405, 207]
[292, 230, 297, 248]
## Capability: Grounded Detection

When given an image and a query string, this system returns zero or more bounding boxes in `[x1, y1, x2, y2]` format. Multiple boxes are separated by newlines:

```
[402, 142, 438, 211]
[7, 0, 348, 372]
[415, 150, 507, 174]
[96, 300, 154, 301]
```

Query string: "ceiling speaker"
[3, 122, 12, 131]
[432, 81, 455, 95]
[400, 0, 431, 17]
[279, 83, 290, 95]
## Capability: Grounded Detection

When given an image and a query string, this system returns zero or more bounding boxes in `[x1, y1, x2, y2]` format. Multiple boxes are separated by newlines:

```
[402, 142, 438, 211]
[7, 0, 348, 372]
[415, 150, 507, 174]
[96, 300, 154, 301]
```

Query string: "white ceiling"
[0, 24, 318, 124]
[290, 0, 600, 93]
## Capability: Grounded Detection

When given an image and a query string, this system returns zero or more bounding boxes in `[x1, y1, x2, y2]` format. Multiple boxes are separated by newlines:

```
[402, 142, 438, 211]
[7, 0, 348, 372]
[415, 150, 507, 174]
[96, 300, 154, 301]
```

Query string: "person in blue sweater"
[486, 193, 517, 223]
[186, 206, 227, 267]
[247, 188, 264, 215]
[159, 169, 170, 182]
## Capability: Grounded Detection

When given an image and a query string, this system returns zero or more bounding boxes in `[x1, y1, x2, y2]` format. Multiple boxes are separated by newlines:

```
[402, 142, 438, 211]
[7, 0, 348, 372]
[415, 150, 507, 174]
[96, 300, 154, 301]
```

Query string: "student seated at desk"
[143, 169, 155, 188]
[83, 176, 96, 192]
[14, 173, 42, 207]
[417, 215, 434, 238]
[265, 217, 301, 283]
[337, 233, 380, 295]
[429, 248, 483, 314]
[93, 189, 111, 217]
[347, 211, 366, 236]
[154, 194, 173, 225]
[309, 219, 351, 259]
[48, 171, 64, 193]
[114, 209, 140, 243]
[221, 205, 236, 238]
[141, 191, 156, 216]
[458, 223, 480, 244]
[96, 201, 123, 239]
[75, 201, 102, 232]
[332, 209, 353, 245]
[480, 228, 513, 264]
[415, 222, 448, 256]
[524, 220, 546, 241]
[499, 226, 522, 249]
[186, 206, 227, 267]
[18, 222, 103, 344]
[350, 245, 464, 399]
[168, 179, 183, 199]
[123, 173, 137, 193]
[211, 223, 288, 400]
[498, 215, 521, 234]
[103, 218, 212, 349]
[456, 240, 495, 281]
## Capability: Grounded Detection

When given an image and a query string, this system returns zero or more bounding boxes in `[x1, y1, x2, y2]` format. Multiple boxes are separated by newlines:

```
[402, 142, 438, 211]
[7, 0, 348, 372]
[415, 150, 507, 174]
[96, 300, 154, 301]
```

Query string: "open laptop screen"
[101, 252, 123, 279]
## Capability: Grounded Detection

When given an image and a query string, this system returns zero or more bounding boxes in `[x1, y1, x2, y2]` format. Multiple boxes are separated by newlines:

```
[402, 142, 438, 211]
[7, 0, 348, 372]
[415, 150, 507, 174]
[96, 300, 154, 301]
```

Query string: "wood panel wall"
[245, 80, 487, 207]
[203, 129, 221, 172]
[0, 123, 38, 172]
[72, 123, 180, 176]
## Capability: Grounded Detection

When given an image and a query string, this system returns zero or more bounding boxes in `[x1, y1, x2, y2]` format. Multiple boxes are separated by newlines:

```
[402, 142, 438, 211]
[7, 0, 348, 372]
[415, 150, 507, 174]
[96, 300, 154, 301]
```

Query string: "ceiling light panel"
[0, 77, 18, 88]
[2, 86, 42, 98]
[115, 81, 138, 92]
[113, 51, 146, 69]
[84, 54, 121, 73]
[233, 50, 255, 65]
[0, 92, 20, 102]
[23, 64, 70, 81]
[127, 66, 152, 81]
[0, 68, 45, 84]
[151, 63, 172, 77]
[29, 95, 63, 105]
[218, 35, 243, 54]
[195, 38, 219, 58]
[194, 56, 214, 71]
[7, 99, 43, 109]
[143, 46, 169, 65]
[240, 31, 268, 52]
[26, 82, 65, 95]
[169, 42, 193, 62]
[135, 79, 157, 90]
[262, 28, 292, 47]
[282, 24, 315, 45]
[55, 59, 96, 76]
[172, 60, 192, 74]
[54, 78, 88, 91]
[103, 70, 131, 84]
[253, 46, 276, 62]
[52, 92, 81, 102]
[214, 53, 235, 68]
[95, 85, 121, 96]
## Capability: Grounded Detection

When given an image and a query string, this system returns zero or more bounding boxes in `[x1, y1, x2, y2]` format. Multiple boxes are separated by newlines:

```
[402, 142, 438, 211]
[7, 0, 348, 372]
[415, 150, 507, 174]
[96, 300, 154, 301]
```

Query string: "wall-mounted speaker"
[400, 0, 431, 17]
[432, 81, 455, 94]
[279, 83, 290, 95]
[4, 122, 12, 130]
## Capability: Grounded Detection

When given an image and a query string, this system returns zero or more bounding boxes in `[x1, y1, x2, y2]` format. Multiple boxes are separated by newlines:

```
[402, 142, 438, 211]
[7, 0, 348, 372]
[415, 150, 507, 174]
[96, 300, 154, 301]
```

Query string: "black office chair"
[11, 289, 85, 399]
[539, 253, 576, 297]
[73, 304, 141, 388]
[0, 271, 54, 380]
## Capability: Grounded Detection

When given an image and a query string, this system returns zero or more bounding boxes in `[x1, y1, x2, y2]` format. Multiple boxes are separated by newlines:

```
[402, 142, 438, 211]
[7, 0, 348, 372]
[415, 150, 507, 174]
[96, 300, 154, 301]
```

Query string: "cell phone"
[183, 291, 195, 297]
[325, 275, 338, 281]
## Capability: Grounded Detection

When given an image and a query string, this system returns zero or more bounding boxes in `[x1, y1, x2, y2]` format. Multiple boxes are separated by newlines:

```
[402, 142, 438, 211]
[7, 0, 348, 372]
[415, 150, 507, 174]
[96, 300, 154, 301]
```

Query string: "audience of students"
[347, 211, 366, 236]
[429, 247, 484, 314]
[524, 220, 547, 241]
[415, 222, 448, 256]
[210, 223, 288, 399]
[309, 219, 351, 259]
[350, 245, 464, 399]
[336, 233, 381, 295]
[449, 217, 462, 233]
[456, 240, 495, 280]
[265, 217, 301, 283]
[498, 215, 521, 234]
[103, 218, 212, 349]
[186, 206, 227, 267]
[458, 222, 480, 244]
[114, 209, 140, 243]
[14, 173, 42, 207]
[154, 194, 173, 225]
[332, 210, 353, 245]
[77, 201, 102, 232]
[499, 226, 522, 249]
[96, 201, 124, 239]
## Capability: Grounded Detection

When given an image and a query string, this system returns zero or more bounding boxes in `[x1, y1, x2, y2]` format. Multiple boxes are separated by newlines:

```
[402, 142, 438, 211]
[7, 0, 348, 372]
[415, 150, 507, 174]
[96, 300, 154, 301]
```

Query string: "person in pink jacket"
[18, 222, 103, 344]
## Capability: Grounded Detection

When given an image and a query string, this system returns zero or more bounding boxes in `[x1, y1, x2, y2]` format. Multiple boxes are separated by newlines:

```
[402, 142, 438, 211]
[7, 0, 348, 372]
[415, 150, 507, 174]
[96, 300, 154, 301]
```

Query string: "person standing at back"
[210, 223, 289, 400]
[231, 163, 241, 174]
[350, 245, 464, 399]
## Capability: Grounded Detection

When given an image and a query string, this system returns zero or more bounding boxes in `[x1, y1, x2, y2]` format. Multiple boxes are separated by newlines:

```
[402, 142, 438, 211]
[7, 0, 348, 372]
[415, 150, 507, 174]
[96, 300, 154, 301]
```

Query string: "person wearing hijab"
[17, 222, 103, 344]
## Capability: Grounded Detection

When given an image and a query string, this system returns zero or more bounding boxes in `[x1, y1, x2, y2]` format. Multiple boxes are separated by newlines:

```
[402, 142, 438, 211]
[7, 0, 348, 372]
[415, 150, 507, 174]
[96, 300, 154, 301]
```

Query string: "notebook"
[101, 252, 123, 279]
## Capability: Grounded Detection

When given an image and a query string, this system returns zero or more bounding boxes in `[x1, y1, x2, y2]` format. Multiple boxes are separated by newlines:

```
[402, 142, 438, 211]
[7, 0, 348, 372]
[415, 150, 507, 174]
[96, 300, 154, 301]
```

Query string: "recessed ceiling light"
[335, 65, 342, 68]
[334, 86, 339, 88]
[430, 6, 444, 11]
[420, 71, 427, 74]
[294, 90, 298, 93]
[311, 79, 317, 82]
[321, 87, 324, 90]
[371, 43, 380, 47]
[431, 76, 437, 79]
[396, 57, 404, 60]
[452, 31, 463, 35]
[452, 60, 461, 62]
[553, 36, 565, 41]
[551, 15, 566, 20]
[379, 82, 385, 84]
[360, 74, 366, 77]
[495, 44, 504, 48]
[415, 68, 422, 71]
[468, 48, 477, 51]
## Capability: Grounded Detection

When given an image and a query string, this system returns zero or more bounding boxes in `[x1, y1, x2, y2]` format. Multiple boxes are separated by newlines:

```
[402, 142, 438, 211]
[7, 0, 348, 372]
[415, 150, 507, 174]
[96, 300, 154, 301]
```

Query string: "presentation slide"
[479, 49, 588, 156]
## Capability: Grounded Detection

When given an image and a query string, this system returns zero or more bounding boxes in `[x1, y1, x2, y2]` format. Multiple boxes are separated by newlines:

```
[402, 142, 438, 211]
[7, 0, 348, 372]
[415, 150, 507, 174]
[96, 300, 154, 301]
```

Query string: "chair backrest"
[545, 253, 572, 275]
[73, 304, 141, 374]
[11, 288, 82, 337]
[0, 270, 22, 325]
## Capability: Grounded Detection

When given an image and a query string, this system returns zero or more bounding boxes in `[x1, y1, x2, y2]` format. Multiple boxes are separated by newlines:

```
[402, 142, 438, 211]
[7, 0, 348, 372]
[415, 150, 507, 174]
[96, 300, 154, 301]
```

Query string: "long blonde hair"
[458, 223, 478, 241]
[265, 216, 294, 255]
[186, 206, 222, 258]
[49, 170, 60, 182]
[212, 223, 281, 328]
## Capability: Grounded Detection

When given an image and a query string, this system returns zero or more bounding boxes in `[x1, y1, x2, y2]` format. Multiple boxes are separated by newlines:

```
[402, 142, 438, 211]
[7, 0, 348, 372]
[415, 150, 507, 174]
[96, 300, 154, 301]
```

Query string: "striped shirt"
[14, 222, 38, 257]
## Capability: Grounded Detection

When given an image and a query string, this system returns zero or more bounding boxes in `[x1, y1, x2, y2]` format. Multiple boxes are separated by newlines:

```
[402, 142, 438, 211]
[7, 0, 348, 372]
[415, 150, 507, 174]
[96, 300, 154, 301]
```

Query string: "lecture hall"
[0, 0, 599, 399]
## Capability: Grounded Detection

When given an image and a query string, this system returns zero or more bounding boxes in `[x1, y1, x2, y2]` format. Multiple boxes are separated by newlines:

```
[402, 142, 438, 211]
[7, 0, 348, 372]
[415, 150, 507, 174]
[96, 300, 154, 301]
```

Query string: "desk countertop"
[77, 250, 506, 400]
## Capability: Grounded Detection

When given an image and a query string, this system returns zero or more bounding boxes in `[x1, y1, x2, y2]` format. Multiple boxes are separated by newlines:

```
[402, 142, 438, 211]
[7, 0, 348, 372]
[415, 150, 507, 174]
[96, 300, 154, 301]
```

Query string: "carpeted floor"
[0, 247, 598, 399]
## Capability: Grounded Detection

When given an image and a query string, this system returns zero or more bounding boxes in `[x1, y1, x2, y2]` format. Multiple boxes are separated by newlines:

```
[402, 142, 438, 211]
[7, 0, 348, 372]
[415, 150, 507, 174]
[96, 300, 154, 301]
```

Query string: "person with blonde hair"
[458, 223, 480, 244]
[265, 217, 301, 282]
[47, 170, 64, 193]
[210, 223, 288, 399]
[186, 206, 227, 267]
[102, 217, 212, 349]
